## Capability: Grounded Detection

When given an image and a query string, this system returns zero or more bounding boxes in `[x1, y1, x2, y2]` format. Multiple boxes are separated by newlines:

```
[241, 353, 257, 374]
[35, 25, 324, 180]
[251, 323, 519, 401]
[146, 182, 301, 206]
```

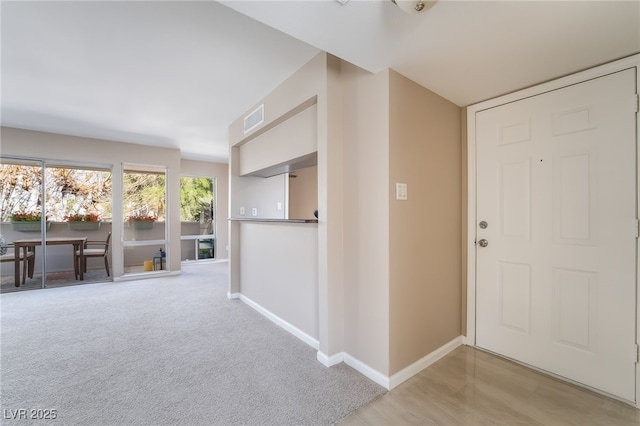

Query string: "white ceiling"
[2, 1, 639, 163]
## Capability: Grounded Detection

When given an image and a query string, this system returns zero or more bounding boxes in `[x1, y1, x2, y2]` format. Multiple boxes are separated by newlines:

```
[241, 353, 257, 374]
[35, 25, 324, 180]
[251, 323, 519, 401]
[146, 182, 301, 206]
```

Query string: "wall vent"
[244, 104, 264, 134]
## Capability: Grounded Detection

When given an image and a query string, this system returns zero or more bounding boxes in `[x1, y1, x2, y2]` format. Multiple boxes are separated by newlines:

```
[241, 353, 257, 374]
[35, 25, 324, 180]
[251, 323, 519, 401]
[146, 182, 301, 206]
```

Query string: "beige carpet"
[1, 261, 386, 425]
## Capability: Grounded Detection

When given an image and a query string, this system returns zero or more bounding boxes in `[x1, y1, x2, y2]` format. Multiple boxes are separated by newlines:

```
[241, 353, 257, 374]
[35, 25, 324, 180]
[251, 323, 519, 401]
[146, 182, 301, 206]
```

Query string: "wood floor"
[339, 345, 640, 426]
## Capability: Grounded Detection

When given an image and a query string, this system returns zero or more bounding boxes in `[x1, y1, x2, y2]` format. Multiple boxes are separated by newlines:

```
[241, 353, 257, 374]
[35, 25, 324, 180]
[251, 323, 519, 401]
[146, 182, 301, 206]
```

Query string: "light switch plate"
[396, 183, 408, 200]
[239, 207, 245, 215]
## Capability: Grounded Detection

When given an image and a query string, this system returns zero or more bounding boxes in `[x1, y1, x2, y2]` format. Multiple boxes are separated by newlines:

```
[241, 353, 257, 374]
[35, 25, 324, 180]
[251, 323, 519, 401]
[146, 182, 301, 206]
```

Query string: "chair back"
[103, 232, 112, 255]
[0, 243, 16, 262]
[0, 244, 34, 261]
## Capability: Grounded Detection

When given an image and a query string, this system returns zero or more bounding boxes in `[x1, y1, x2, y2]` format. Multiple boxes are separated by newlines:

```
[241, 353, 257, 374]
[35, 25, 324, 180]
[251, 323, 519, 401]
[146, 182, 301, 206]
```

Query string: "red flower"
[128, 214, 156, 222]
[65, 213, 100, 222]
[11, 212, 46, 222]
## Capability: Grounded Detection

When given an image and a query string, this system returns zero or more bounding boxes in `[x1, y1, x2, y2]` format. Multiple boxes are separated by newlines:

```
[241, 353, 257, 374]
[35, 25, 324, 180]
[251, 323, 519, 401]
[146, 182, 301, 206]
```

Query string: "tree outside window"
[180, 177, 214, 235]
[0, 164, 111, 222]
[123, 172, 166, 221]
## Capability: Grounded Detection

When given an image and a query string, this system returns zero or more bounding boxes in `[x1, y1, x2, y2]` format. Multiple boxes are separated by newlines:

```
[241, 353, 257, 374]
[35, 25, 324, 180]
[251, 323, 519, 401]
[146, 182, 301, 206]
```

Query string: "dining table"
[13, 237, 87, 287]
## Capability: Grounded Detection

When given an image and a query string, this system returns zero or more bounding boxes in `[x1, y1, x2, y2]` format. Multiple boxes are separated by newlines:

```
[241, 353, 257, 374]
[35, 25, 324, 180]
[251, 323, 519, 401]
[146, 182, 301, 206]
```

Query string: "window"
[180, 176, 215, 261]
[0, 163, 111, 222]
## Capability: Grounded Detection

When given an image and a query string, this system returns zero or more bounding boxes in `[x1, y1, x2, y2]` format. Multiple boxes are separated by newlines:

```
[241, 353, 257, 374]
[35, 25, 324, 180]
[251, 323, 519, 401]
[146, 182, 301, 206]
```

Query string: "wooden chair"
[1, 243, 35, 285]
[74, 232, 111, 279]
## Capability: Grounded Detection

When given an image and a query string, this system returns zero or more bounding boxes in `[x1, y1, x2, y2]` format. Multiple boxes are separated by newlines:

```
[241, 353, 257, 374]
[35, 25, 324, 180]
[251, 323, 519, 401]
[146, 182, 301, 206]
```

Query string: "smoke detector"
[391, 0, 437, 13]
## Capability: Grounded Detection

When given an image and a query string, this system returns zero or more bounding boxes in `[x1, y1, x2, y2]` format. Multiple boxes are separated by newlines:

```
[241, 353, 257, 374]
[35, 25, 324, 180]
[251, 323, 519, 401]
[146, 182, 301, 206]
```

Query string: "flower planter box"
[68, 221, 101, 231]
[132, 221, 154, 230]
[12, 221, 52, 232]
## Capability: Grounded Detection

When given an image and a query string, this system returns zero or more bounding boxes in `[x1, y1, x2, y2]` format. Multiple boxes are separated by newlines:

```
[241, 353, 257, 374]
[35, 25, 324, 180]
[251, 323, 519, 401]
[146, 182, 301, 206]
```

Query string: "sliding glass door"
[43, 164, 112, 287]
[0, 158, 45, 291]
[0, 157, 112, 292]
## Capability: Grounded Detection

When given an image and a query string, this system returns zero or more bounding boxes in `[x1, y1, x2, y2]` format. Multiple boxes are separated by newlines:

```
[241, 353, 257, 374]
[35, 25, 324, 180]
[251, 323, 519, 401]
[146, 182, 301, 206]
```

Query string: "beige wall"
[228, 53, 348, 361]
[231, 173, 287, 220]
[228, 53, 332, 354]
[388, 71, 462, 374]
[341, 62, 391, 375]
[288, 166, 317, 220]
[239, 221, 319, 340]
[180, 159, 229, 260]
[319, 53, 346, 358]
[227, 53, 464, 384]
[238, 105, 317, 176]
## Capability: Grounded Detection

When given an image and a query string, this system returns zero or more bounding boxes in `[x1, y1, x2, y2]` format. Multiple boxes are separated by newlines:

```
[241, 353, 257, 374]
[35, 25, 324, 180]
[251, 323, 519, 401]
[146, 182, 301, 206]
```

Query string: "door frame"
[465, 54, 640, 406]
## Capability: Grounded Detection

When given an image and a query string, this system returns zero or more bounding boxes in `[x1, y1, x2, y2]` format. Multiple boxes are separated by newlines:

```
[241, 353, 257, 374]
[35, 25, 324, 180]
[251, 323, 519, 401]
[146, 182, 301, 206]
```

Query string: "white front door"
[475, 69, 637, 402]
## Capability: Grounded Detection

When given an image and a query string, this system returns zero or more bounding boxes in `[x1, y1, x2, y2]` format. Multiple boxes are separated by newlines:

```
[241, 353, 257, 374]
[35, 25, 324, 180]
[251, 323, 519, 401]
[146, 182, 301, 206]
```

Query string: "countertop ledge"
[229, 218, 318, 223]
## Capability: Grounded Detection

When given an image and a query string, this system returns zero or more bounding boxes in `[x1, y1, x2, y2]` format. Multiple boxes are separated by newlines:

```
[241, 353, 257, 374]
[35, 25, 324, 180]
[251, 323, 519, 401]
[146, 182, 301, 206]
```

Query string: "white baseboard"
[343, 353, 390, 389]
[238, 294, 319, 350]
[316, 351, 389, 389]
[317, 337, 464, 391]
[317, 351, 344, 367]
[230, 292, 463, 392]
[388, 335, 463, 389]
[113, 270, 181, 282]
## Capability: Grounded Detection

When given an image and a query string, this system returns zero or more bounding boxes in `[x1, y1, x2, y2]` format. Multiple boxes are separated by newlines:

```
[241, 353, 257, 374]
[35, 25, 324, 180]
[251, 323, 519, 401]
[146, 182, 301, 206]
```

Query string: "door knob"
[478, 239, 489, 247]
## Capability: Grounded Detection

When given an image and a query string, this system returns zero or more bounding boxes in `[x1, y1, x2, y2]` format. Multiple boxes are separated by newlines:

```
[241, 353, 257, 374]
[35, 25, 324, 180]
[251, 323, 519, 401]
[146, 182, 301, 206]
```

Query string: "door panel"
[476, 69, 637, 402]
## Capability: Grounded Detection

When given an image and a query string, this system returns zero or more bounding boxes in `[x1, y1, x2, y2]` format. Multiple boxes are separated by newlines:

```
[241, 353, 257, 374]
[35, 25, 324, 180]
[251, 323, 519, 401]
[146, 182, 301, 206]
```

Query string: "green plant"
[65, 213, 100, 222]
[11, 212, 45, 222]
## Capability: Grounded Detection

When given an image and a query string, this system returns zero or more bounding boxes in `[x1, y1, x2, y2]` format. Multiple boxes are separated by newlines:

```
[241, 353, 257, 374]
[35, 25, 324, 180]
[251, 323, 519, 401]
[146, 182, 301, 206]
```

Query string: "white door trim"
[466, 54, 640, 406]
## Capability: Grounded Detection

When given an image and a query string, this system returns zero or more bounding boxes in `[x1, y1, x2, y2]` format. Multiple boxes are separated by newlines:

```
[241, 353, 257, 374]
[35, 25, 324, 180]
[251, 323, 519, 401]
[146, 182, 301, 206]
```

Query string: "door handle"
[478, 239, 489, 248]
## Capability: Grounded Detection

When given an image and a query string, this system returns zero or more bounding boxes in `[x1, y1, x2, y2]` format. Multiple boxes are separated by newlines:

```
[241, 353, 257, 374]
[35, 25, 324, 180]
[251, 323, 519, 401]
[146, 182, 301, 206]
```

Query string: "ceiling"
[2, 1, 639, 163]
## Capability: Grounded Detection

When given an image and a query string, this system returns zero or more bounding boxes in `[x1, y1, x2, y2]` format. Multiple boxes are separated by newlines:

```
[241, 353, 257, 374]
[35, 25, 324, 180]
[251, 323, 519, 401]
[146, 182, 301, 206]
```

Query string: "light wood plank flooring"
[339, 345, 640, 426]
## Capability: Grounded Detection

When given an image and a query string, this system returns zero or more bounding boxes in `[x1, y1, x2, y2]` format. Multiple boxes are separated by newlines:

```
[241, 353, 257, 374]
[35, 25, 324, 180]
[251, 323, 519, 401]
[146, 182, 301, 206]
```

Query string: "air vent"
[244, 104, 264, 134]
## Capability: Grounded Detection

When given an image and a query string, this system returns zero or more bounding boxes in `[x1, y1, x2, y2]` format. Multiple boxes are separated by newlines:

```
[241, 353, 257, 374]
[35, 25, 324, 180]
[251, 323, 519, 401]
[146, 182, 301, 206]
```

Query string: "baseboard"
[317, 351, 344, 367]
[317, 337, 463, 391]
[388, 335, 464, 389]
[232, 293, 462, 392]
[316, 351, 389, 389]
[238, 294, 319, 350]
[113, 270, 181, 282]
[343, 353, 390, 389]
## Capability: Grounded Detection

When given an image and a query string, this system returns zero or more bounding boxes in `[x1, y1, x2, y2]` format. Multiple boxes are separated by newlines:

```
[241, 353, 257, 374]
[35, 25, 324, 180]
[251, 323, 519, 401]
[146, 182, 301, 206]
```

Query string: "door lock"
[479, 221, 488, 229]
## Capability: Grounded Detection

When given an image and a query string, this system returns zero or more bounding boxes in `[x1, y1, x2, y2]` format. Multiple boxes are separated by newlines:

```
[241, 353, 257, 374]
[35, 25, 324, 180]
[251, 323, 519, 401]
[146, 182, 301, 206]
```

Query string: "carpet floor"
[0, 262, 385, 425]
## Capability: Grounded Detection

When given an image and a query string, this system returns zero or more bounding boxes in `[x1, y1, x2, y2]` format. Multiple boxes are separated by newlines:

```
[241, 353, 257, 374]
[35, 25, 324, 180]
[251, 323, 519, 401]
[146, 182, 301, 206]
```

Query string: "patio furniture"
[14, 237, 88, 286]
[75, 232, 111, 279]
[1, 243, 35, 285]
